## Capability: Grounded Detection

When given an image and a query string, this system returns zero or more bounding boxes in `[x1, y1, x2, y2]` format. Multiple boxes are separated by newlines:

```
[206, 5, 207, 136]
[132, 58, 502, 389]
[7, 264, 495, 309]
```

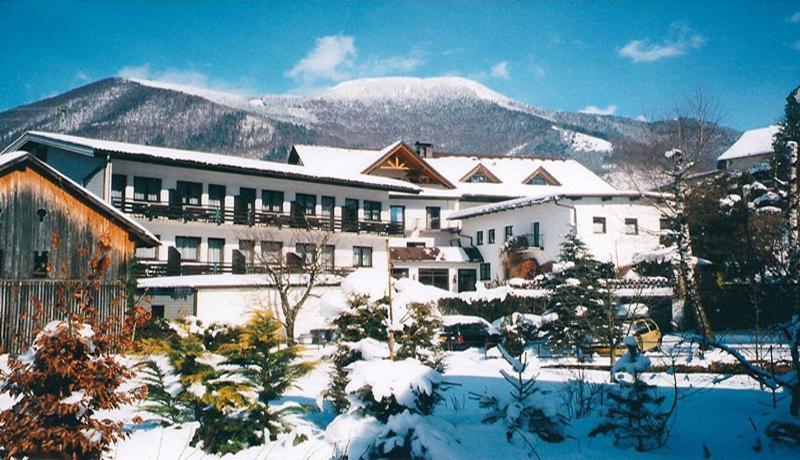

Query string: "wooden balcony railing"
[112, 199, 404, 236]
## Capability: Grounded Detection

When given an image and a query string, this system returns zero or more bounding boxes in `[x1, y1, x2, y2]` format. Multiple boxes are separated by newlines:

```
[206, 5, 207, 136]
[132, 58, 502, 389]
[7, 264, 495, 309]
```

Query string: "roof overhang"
[361, 141, 456, 189]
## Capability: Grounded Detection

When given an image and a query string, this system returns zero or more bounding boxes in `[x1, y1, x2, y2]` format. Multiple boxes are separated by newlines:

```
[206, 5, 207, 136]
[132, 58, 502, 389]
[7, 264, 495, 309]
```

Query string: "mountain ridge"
[0, 76, 740, 184]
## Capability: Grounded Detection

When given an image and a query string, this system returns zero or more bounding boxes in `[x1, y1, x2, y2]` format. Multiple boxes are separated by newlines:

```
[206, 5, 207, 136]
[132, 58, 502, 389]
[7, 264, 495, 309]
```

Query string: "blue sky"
[1, 0, 798, 130]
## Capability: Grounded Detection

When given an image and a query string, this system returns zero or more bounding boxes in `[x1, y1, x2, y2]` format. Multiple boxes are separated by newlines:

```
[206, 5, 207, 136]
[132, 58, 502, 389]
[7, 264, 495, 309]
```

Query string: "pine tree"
[542, 231, 607, 356]
[396, 302, 444, 371]
[324, 345, 363, 413]
[139, 358, 192, 425]
[471, 343, 567, 452]
[591, 337, 673, 451]
[220, 310, 314, 440]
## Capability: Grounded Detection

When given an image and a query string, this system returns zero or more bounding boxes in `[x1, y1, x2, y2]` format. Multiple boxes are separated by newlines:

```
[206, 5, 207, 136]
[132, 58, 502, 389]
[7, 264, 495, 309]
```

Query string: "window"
[208, 238, 225, 265]
[529, 176, 547, 185]
[523, 167, 561, 186]
[321, 196, 335, 219]
[625, 218, 639, 235]
[504, 225, 513, 241]
[531, 222, 541, 247]
[111, 174, 126, 206]
[321, 245, 335, 271]
[418, 268, 449, 290]
[33, 251, 49, 278]
[426, 207, 441, 230]
[363, 200, 382, 221]
[468, 172, 488, 183]
[390, 205, 405, 226]
[135, 235, 159, 260]
[480, 263, 491, 281]
[296, 243, 316, 265]
[391, 268, 409, 279]
[476, 230, 484, 246]
[133, 176, 162, 202]
[660, 218, 671, 231]
[239, 240, 255, 264]
[353, 246, 373, 267]
[343, 198, 359, 231]
[262, 190, 284, 213]
[593, 217, 607, 234]
[176, 181, 202, 206]
[150, 305, 165, 319]
[208, 184, 225, 208]
[295, 193, 316, 215]
[261, 241, 283, 264]
[407, 242, 426, 248]
[488, 229, 495, 244]
[175, 236, 201, 261]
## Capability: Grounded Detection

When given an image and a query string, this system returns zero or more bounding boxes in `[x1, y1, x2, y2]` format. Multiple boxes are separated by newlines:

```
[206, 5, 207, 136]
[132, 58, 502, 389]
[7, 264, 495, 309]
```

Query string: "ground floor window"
[391, 267, 409, 279]
[150, 305, 165, 319]
[418, 268, 449, 290]
[480, 263, 491, 281]
[353, 246, 373, 267]
[321, 245, 335, 271]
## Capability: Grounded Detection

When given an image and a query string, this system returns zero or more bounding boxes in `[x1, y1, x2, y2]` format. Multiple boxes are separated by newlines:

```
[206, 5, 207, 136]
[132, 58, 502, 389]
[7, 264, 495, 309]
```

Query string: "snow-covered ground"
[24, 335, 785, 460]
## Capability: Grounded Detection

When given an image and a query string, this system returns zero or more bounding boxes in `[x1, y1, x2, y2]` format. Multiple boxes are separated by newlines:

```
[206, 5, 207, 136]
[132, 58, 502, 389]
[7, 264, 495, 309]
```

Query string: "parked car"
[588, 318, 662, 355]
[438, 315, 502, 351]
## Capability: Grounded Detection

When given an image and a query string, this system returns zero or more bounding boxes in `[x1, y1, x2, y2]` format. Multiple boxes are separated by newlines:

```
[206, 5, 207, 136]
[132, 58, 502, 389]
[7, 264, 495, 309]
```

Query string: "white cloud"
[580, 105, 618, 116]
[286, 35, 422, 89]
[619, 22, 706, 63]
[75, 71, 90, 83]
[286, 35, 356, 85]
[117, 64, 254, 94]
[788, 11, 800, 23]
[490, 61, 510, 79]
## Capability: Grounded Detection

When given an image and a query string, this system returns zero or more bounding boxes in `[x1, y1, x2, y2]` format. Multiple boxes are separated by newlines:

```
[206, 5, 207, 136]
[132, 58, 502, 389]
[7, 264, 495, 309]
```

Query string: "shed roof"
[0, 151, 159, 246]
[717, 125, 780, 161]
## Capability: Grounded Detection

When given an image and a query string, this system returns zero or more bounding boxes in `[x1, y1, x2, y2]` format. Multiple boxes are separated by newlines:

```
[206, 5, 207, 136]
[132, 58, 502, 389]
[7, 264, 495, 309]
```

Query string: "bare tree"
[238, 228, 337, 344]
[626, 89, 721, 345]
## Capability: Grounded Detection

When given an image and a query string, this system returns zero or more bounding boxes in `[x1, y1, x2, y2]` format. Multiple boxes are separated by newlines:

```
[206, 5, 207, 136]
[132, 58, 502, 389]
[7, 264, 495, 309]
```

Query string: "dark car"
[438, 315, 502, 351]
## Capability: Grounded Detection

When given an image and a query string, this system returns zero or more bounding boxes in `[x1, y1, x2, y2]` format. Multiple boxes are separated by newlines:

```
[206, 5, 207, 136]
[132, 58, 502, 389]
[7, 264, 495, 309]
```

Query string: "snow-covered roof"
[717, 126, 780, 161]
[5, 131, 419, 193]
[292, 143, 617, 199]
[448, 189, 662, 220]
[138, 273, 343, 289]
[0, 151, 159, 246]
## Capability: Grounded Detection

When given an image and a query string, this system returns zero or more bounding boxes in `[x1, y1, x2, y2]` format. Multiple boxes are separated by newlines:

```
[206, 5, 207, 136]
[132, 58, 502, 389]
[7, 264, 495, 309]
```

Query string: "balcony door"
[234, 188, 256, 224]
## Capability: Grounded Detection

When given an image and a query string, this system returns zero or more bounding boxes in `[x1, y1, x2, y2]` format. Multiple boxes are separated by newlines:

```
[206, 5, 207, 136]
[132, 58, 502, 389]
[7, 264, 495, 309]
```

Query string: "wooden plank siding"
[0, 279, 126, 354]
[0, 165, 136, 279]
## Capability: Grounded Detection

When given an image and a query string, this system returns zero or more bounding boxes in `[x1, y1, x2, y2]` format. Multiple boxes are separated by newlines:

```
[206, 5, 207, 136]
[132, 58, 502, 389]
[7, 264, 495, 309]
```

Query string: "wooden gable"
[362, 142, 455, 189]
[459, 163, 502, 184]
[522, 167, 561, 186]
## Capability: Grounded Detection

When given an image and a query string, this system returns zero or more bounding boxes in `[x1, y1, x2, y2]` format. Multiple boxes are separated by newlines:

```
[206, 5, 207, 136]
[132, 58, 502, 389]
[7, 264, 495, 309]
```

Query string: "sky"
[0, 0, 798, 131]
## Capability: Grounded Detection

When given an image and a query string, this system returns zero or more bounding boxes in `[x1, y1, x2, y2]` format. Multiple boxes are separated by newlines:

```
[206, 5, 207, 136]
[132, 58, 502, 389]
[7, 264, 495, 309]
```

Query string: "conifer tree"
[591, 337, 673, 451]
[396, 302, 444, 371]
[542, 231, 607, 356]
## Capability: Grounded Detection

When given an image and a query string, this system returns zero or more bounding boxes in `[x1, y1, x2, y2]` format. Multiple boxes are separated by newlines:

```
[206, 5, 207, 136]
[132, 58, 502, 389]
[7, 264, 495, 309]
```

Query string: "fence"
[0, 279, 126, 355]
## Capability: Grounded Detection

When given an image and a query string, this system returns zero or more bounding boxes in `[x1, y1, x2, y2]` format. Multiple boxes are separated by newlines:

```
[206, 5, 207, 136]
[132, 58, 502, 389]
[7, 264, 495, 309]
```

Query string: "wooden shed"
[0, 151, 159, 353]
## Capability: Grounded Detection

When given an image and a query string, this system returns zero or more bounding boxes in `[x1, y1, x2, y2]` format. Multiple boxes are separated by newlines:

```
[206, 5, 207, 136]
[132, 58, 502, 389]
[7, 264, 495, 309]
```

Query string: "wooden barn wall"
[0, 166, 135, 279]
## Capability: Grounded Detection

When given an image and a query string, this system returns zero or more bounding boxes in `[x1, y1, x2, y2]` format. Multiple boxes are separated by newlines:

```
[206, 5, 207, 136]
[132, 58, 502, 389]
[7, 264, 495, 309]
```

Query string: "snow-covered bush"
[332, 294, 389, 342]
[326, 358, 460, 458]
[471, 344, 567, 450]
[396, 302, 444, 371]
[591, 337, 674, 451]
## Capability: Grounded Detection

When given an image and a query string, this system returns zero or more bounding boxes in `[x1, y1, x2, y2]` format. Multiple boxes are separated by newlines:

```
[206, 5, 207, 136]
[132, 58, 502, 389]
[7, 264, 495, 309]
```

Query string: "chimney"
[414, 141, 433, 158]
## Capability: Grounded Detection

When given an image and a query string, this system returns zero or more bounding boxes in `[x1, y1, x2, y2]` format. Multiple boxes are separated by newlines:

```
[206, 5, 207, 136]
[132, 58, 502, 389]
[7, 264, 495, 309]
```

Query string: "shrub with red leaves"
[0, 240, 148, 459]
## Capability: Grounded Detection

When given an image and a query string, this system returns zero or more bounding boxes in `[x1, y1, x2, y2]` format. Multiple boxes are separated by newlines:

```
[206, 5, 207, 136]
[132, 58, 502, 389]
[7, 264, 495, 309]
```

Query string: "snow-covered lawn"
[71, 339, 795, 460]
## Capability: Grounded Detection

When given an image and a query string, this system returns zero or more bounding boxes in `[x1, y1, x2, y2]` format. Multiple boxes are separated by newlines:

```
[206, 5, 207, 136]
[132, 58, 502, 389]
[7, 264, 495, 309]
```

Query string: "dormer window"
[523, 167, 561, 186]
[460, 164, 501, 184]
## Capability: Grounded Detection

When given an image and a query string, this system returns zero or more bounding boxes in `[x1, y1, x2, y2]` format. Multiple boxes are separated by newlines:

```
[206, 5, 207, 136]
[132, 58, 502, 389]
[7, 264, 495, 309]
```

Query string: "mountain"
[0, 76, 740, 184]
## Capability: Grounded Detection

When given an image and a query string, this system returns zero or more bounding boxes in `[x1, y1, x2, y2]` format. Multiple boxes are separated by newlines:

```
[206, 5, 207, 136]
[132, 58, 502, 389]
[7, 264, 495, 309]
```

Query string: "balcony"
[133, 260, 355, 278]
[113, 199, 404, 236]
[506, 233, 544, 251]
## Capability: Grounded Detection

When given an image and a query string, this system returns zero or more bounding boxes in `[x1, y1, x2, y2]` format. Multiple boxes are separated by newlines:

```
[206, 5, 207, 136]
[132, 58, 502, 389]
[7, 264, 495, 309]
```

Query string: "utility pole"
[386, 238, 395, 359]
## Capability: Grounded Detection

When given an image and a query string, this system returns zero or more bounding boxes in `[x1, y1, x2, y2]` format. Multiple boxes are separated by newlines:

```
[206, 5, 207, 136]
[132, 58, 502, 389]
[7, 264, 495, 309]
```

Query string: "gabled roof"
[292, 143, 617, 199]
[717, 125, 780, 161]
[360, 141, 455, 188]
[459, 163, 502, 183]
[0, 151, 159, 246]
[3, 132, 420, 193]
[448, 190, 664, 220]
[522, 166, 561, 186]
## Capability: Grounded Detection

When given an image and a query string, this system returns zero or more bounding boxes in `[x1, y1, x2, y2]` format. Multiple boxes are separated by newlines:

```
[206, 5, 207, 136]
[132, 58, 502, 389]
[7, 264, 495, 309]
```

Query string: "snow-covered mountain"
[0, 76, 739, 182]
